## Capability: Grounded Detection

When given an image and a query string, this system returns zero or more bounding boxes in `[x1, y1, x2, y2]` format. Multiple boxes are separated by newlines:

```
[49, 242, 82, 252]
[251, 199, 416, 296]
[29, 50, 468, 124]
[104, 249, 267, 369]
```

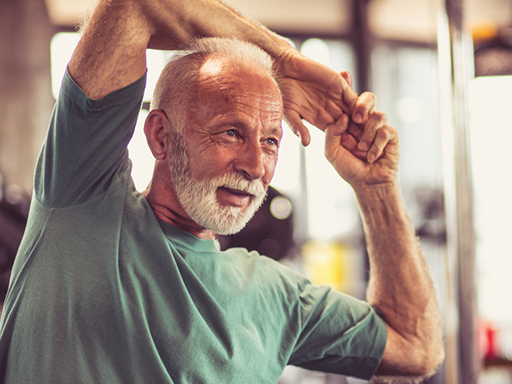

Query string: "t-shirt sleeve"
[288, 282, 388, 380]
[34, 69, 147, 208]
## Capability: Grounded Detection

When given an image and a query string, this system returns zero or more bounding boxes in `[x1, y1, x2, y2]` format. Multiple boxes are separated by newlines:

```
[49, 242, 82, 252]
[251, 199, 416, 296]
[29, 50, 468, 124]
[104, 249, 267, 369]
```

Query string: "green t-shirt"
[0, 71, 387, 383]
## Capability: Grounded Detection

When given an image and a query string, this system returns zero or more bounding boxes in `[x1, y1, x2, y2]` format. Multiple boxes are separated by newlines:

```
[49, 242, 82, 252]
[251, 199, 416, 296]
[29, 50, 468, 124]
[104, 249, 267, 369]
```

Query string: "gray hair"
[151, 37, 278, 131]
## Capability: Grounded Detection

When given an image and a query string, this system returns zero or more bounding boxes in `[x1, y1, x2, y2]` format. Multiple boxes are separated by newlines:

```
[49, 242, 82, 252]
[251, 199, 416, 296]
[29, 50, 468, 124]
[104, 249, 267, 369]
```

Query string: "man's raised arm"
[324, 103, 445, 377]
[68, 0, 362, 145]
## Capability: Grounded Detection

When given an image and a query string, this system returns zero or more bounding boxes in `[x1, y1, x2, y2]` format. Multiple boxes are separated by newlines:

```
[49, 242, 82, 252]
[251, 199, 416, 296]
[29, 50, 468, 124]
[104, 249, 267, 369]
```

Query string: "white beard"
[168, 130, 267, 235]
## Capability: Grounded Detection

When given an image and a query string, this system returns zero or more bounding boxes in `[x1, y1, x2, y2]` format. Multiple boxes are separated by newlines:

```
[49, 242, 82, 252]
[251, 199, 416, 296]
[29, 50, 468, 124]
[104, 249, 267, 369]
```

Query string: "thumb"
[338, 73, 357, 115]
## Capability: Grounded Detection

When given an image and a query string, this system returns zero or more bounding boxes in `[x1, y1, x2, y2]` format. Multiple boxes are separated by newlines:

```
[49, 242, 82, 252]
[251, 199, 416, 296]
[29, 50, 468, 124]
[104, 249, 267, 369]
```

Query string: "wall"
[0, 0, 58, 192]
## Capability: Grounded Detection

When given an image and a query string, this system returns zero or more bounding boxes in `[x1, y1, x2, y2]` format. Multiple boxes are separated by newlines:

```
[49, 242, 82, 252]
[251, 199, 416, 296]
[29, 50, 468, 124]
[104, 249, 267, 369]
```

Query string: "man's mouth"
[217, 187, 253, 207]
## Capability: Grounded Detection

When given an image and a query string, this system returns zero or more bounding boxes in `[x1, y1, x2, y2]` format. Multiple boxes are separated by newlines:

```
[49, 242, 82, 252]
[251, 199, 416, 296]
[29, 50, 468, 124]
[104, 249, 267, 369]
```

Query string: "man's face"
[167, 60, 283, 235]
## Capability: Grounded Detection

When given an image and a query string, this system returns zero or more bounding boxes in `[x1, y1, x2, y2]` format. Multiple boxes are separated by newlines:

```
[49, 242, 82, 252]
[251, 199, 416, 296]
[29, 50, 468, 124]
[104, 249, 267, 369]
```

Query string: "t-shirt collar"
[157, 218, 221, 253]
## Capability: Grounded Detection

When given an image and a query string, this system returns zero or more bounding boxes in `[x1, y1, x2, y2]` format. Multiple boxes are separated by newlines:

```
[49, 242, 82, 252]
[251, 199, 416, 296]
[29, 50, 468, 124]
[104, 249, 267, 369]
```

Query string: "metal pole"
[351, 0, 371, 94]
[437, 0, 479, 382]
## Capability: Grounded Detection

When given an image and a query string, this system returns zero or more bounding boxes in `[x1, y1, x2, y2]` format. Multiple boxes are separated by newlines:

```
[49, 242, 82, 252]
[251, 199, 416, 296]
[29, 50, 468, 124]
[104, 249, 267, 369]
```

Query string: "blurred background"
[1, 0, 512, 383]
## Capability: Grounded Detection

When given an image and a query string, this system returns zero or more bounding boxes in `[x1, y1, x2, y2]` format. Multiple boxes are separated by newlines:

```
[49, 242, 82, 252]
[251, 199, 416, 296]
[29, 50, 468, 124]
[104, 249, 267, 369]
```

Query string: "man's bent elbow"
[401, 334, 445, 377]
[412, 341, 445, 379]
[377, 324, 445, 378]
[372, 345, 445, 384]
[411, 324, 445, 375]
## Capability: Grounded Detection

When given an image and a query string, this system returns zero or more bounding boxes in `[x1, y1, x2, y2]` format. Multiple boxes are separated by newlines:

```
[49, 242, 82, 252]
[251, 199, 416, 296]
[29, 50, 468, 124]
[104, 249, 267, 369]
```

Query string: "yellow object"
[302, 241, 360, 294]
[470, 21, 498, 43]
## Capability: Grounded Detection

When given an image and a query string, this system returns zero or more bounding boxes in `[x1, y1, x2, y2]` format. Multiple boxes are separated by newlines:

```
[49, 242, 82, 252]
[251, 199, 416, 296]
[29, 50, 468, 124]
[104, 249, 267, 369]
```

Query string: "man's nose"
[234, 143, 266, 180]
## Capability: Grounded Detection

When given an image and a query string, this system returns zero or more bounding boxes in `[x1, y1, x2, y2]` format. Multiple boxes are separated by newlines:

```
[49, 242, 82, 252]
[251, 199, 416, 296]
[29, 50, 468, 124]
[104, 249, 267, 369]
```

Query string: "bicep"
[68, 0, 148, 100]
[289, 287, 387, 379]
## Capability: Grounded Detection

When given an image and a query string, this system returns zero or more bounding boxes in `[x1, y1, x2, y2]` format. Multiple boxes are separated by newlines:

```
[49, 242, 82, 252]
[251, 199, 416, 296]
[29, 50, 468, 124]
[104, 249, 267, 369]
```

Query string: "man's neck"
[143, 181, 216, 240]
[151, 199, 216, 240]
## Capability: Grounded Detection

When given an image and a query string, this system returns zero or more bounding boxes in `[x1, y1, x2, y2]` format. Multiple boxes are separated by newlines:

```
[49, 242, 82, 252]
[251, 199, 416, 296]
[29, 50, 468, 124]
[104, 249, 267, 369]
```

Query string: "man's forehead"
[197, 56, 281, 96]
[193, 60, 283, 116]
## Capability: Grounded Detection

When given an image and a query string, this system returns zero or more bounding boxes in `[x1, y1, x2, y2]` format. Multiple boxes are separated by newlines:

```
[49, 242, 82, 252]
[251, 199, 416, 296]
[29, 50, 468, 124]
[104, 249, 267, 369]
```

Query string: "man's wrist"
[354, 180, 398, 196]
[271, 44, 306, 76]
[353, 181, 402, 210]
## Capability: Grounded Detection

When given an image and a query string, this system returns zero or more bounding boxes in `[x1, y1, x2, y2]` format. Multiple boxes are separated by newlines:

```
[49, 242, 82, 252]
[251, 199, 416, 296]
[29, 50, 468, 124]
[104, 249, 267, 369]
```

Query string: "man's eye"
[266, 138, 278, 146]
[226, 129, 238, 137]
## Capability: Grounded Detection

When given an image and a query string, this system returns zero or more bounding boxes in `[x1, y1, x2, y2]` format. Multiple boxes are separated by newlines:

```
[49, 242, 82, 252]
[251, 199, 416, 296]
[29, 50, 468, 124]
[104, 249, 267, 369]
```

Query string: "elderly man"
[0, 0, 443, 382]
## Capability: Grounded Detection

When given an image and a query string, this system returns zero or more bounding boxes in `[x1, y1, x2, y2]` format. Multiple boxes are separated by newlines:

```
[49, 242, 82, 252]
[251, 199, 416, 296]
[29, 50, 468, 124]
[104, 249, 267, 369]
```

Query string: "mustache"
[213, 173, 266, 197]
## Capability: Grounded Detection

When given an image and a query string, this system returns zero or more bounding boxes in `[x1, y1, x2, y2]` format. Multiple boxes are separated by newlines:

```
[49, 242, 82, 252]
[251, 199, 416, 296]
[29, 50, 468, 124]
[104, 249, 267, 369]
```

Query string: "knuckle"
[376, 128, 390, 140]
[385, 125, 399, 141]
[360, 91, 376, 102]
[372, 110, 387, 122]
[373, 141, 386, 151]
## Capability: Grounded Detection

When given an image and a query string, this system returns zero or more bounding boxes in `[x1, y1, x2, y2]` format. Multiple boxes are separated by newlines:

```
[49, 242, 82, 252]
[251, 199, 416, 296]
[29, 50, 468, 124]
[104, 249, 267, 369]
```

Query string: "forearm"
[355, 182, 443, 373]
[69, 0, 291, 100]
[146, 0, 290, 56]
[358, 183, 430, 311]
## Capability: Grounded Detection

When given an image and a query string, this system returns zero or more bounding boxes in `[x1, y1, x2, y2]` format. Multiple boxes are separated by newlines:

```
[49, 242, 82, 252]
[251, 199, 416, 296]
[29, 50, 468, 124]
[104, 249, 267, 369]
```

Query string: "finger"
[324, 114, 349, 162]
[357, 111, 386, 152]
[367, 125, 399, 163]
[340, 132, 369, 161]
[347, 120, 363, 141]
[284, 109, 311, 147]
[329, 122, 367, 161]
[352, 92, 376, 125]
[339, 71, 352, 89]
[325, 113, 349, 139]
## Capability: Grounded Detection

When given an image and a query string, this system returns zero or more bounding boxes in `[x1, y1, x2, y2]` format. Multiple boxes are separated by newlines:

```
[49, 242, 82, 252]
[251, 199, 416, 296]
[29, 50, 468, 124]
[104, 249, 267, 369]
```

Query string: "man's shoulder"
[35, 70, 147, 208]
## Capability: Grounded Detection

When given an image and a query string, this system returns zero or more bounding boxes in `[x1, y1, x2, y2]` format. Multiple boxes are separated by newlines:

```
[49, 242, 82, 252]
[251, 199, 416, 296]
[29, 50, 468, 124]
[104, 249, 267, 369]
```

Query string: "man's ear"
[144, 110, 170, 160]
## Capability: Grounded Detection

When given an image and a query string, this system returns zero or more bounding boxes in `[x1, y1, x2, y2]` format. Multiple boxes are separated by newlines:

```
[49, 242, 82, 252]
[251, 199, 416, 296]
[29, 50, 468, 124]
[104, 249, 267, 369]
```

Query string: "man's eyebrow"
[268, 127, 282, 137]
[226, 120, 281, 133]
[213, 117, 282, 136]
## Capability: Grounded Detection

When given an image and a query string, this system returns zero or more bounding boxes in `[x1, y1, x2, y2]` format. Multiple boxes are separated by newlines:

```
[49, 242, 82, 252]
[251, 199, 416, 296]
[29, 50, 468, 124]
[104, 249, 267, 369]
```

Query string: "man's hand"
[274, 49, 364, 146]
[324, 97, 399, 190]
